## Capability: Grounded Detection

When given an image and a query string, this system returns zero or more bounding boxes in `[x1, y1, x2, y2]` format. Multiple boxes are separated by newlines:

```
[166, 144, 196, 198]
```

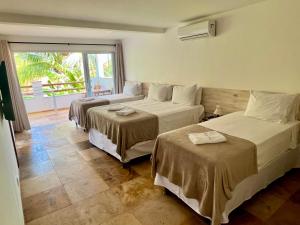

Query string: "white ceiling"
[0, 23, 161, 40]
[0, 0, 266, 39]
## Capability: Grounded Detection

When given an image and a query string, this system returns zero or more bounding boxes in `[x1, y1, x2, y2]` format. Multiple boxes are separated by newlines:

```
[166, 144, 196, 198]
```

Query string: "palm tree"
[15, 52, 85, 95]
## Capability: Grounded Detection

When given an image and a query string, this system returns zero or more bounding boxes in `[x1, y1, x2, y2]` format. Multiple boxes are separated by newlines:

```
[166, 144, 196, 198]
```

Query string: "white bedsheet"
[97, 93, 144, 103]
[89, 99, 204, 162]
[120, 99, 205, 134]
[201, 111, 300, 169]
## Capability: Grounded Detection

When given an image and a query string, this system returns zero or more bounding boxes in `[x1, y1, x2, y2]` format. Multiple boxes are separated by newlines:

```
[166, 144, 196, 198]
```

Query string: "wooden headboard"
[141, 82, 300, 118]
[202, 88, 250, 114]
[141, 82, 250, 114]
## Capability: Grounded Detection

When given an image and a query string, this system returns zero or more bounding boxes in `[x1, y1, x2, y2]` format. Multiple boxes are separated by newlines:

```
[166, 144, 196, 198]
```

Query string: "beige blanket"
[152, 125, 257, 225]
[68, 98, 110, 127]
[86, 105, 159, 160]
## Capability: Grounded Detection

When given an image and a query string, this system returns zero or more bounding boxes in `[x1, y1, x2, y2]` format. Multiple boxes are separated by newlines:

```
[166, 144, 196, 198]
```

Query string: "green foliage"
[14, 52, 85, 96]
[103, 59, 113, 78]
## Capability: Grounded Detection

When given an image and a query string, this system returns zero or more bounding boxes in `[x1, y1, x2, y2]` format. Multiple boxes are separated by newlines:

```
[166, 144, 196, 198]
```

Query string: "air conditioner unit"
[178, 20, 216, 41]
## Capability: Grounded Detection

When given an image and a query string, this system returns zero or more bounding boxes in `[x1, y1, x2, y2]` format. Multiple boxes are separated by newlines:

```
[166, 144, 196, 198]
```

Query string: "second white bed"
[89, 99, 205, 162]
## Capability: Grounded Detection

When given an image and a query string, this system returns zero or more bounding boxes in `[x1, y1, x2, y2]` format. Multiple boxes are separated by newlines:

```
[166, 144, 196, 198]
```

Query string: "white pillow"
[148, 84, 170, 102]
[172, 85, 197, 105]
[123, 81, 142, 96]
[244, 90, 298, 123]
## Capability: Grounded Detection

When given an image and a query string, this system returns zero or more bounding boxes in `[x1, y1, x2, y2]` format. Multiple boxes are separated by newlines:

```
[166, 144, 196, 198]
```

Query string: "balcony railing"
[20, 81, 86, 97]
[20, 81, 113, 113]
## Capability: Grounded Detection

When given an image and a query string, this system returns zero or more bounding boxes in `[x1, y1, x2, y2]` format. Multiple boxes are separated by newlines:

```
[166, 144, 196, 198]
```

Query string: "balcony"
[21, 81, 112, 113]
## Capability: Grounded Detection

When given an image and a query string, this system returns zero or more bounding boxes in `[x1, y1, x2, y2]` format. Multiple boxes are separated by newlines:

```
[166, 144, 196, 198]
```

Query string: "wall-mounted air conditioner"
[178, 20, 216, 41]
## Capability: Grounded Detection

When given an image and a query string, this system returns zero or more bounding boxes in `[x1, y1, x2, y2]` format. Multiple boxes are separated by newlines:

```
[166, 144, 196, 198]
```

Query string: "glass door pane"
[87, 53, 114, 96]
[14, 52, 86, 113]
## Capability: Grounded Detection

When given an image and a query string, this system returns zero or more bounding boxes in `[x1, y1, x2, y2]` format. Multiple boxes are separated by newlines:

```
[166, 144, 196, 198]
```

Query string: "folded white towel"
[80, 97, 95, 102]
[188, 131, 227, 145]
[108, 105, 125, 111]
[116, 108, 136, 116]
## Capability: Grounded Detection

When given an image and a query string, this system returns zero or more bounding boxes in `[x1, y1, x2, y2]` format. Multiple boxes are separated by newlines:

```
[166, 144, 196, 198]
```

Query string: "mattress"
[201, 111, 300, 169]
[120, 99, 205, 134]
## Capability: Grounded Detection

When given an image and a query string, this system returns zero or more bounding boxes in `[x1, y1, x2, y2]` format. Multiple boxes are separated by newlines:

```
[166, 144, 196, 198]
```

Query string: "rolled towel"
[188, 131, 227, 145]
[116, 108, 136, 116]
[108, 105, 125, 111]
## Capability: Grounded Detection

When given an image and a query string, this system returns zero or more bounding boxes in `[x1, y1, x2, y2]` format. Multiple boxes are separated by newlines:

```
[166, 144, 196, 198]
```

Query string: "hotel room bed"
[152, 111, 300, 225]
[86, 99, 205, 163]
[68, 93, 144, 128]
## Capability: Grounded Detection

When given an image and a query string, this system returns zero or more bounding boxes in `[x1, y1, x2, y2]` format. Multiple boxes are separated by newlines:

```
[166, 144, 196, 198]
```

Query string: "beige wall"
[0, 117, 24, 225]
[123, 0, 300, 93]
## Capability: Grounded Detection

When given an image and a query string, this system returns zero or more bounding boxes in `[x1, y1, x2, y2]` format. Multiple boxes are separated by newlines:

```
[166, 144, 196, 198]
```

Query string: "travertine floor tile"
[75, 190, 124, 225]
[26, 205, 82, 225]
[18, 149, 49, 168]
[21, 171, 61, 198]
[55, 163, 98, 184]
[267, 200, 300, 225]
[46, 144, 78, 157]
[180, 214, 209, 225]
[242, 189, 286, 221]
[100, 213, 142, 225]
[64, 177, 109, 203]
[95, 165, 138, 187]
[20, 160, 54, 180]
[49, 149, 85, 168]
[228, 208, 265, 225]
[74, 140, 94, 151]
[112, 176, 163, 207]
[132, 196, 193, 225]
[131, 159, 152, 178]
[88, 154, 121, 170]
[23, 186, 71, 222]
[78, 147, 107, 161]
[43, 137, 70, 148]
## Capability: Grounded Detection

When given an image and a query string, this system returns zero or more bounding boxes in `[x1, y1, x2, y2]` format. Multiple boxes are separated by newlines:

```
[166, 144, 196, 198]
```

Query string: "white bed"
[154, 111, 300, 224]
[89, 99, 205, 162]
[69, 93, 144, 127]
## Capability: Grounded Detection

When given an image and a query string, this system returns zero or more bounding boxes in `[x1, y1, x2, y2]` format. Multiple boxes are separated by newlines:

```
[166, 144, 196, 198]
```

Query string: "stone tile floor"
[15, 109, 300, 225]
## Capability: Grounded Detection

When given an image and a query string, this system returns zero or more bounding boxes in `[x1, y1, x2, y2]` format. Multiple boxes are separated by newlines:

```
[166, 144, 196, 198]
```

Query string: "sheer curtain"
[114, 42, 126, 93]
[0, 40, 30, 132]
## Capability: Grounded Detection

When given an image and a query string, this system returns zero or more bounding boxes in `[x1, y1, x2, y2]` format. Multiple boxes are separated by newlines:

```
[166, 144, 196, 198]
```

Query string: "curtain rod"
[8, 41, 116, 47]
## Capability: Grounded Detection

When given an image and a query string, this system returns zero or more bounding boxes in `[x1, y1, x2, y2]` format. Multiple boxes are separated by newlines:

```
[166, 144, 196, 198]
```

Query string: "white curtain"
[0, 40, 30, 132]
[114, 42, 126, 93]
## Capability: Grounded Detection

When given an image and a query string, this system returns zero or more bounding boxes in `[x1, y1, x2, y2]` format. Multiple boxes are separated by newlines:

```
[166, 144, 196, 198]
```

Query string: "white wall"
[0, 116, 24, 225]
[123, 0, 300, 93]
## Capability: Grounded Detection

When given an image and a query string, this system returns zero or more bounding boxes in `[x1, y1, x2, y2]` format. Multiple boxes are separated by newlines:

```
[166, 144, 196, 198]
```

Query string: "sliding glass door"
[83, 53, 115, 97]
[14, 51, 115, 113]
